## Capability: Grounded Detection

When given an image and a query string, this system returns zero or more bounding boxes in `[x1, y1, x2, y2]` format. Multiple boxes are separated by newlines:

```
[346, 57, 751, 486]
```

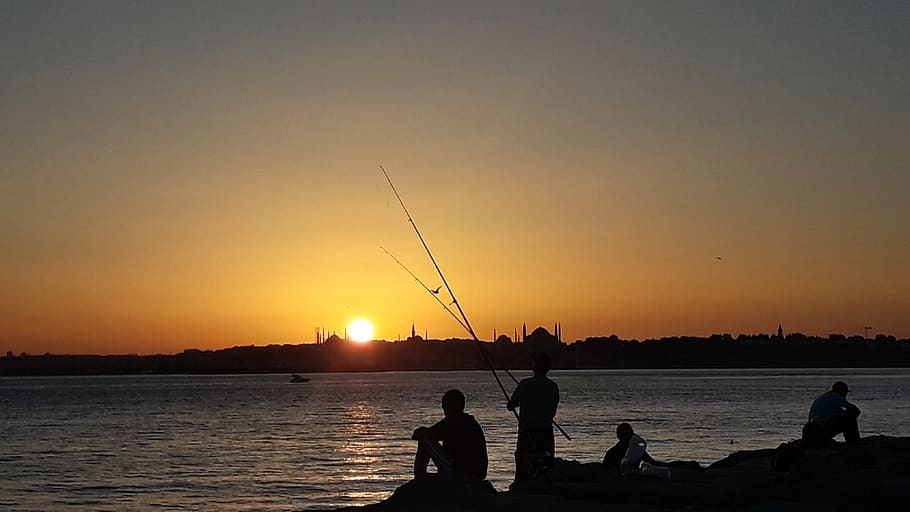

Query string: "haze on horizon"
[2, 1, 908, 355]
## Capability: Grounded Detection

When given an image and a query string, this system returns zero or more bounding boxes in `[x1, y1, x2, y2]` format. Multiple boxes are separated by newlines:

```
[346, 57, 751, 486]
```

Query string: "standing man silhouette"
[507, 353, 560, 484]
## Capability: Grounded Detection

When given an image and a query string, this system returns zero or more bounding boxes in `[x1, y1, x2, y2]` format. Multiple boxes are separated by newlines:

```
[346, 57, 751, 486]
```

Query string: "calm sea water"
[1, 369, 907, 511]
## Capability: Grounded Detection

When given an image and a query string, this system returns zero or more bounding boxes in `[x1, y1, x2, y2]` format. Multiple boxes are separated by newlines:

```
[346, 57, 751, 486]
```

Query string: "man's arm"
[413, 418, 446, 441]
[845, 402, 861, 418]
[547, 381, 560, 418]
[507, 381, 523, 411]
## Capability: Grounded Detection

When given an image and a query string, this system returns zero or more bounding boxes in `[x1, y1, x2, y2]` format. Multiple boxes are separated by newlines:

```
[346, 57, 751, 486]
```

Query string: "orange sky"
[2, 3, 908, 354]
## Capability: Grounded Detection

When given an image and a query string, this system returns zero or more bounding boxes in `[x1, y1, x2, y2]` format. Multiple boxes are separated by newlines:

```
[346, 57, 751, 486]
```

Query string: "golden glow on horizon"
[349, 319, 375, 343]
[2, 3, 908, 355]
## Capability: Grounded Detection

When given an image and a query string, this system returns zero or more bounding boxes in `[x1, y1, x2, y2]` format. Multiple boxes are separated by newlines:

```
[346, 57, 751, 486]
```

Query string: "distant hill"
[3, 330, 909, 375]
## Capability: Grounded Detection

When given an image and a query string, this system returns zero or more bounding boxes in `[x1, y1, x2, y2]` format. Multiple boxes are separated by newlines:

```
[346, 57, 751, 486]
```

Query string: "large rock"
[336, 436, 910, 512]
[383, 473, 496, 508]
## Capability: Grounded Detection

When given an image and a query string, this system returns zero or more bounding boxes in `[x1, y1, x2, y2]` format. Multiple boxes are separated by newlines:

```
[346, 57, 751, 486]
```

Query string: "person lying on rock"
[603, 423, 670, 478]
[802, 380, 861, 447]
[412, 389, 488, 480]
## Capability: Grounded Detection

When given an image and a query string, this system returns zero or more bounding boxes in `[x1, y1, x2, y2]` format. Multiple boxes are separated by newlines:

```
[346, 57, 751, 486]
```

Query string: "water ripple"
[0, 369, 906, 511]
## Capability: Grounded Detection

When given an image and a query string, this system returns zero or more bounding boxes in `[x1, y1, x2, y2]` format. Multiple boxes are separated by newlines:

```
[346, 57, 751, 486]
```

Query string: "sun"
[349, 318, 375, 343]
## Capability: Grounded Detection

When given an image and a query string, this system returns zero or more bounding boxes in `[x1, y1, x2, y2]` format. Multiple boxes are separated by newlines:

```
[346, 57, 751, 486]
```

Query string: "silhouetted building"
[778, 324, 784, 339]
[323, 332, 344, 345]
[524, 326, 562, 351]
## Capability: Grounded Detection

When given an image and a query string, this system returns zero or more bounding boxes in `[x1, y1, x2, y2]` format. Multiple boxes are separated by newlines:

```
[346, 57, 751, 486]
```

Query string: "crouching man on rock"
[802, 380, 861, 447]
[603, 423, 671, 479]
[412, 389, 488, 480]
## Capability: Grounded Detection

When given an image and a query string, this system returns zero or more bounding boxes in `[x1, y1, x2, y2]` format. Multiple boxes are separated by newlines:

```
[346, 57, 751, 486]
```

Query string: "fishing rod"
[379, 165, 571, 441]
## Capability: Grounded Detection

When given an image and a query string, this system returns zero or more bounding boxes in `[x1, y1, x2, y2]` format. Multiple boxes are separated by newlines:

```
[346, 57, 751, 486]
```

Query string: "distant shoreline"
[2, 367, 909, 378]
[3, 333, 909, 376]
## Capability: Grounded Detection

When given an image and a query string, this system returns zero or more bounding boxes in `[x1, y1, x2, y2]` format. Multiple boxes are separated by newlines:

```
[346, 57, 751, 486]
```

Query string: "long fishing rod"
[380, 165, 571, 441]
[379, 166, 513, 410]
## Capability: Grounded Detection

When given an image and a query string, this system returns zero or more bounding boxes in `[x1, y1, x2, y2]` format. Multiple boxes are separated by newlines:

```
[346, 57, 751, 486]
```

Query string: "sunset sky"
[2, 1, 908, 355]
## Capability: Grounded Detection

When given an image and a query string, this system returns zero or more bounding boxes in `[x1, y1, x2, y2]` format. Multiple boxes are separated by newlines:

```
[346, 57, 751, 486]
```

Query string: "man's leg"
[802, 421, 829, 448]
[515, 429, 554, 481]
[842, 414, 861, 444]
[414, 439, 453, 477]
[414, 440, 431, 477]
[541, 428, 555, 468]
[825, 413, 861, 444]
[514, 431, 531, 483]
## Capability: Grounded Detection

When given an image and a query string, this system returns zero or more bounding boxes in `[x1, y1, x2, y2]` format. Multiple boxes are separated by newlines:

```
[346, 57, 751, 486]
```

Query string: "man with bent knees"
[802, 381, 861, 447]
[412, 389, 488, 480]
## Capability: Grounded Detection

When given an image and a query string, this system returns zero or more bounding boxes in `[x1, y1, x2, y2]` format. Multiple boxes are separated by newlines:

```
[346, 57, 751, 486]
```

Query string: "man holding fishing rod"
[380, 165, 570, 485]
[508, 353, 560, 484]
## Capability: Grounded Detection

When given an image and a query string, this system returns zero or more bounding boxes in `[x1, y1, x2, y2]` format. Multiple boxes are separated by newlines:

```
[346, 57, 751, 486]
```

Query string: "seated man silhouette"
[412, 389, 488, 480]
[603, 423, 670, 478]
[802, 381, 861, 447]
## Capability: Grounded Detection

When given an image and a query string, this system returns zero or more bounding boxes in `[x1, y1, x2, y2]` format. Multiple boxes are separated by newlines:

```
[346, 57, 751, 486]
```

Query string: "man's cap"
[832, 381, 850, 394]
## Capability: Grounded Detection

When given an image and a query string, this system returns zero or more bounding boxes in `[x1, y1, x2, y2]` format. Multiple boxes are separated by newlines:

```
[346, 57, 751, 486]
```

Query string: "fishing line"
[380, 245, 471, 334]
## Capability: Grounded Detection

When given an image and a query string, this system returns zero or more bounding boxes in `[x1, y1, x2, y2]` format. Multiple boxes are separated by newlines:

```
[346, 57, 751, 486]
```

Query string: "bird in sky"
[431, 286, 441, 294]
[715, 256, 723, 261]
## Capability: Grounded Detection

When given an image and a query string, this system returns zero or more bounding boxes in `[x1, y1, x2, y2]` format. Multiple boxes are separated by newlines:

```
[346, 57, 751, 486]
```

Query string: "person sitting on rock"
[603, 423, 670, 478]
[412, 389, 488, 480]
[802, 380, 861, 447]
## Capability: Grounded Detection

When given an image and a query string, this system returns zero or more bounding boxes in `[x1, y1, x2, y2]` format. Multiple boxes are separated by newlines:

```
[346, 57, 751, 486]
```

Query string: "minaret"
[522, 323, 527, 342]
[411, 323, 416, 338]
[493, 328, 497, 341]
[777, 324, 784, 339]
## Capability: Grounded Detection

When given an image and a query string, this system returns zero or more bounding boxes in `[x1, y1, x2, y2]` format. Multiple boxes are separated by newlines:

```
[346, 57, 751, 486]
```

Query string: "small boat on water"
[290, 374, 310, 383]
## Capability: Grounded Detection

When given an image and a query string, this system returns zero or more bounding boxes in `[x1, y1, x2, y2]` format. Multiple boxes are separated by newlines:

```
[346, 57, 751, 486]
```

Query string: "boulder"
[337, 436, 910, 512]
[383, 473, 496, 507]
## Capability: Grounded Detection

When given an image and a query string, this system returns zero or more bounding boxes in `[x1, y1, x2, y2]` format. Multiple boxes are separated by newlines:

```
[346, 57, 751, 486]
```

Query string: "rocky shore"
[334, 435, 910, 511]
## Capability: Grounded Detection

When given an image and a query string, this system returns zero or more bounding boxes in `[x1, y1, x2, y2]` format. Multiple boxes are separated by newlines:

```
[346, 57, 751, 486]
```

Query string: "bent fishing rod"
[379, 165, 571, 441]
